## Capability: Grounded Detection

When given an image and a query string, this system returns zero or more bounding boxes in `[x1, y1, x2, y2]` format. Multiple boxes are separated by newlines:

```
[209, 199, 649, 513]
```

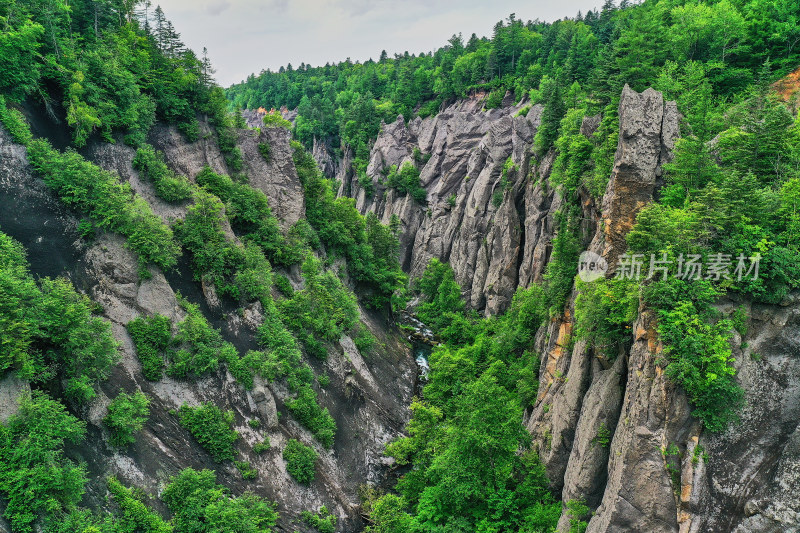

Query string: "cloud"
[205, 0, 231, 16]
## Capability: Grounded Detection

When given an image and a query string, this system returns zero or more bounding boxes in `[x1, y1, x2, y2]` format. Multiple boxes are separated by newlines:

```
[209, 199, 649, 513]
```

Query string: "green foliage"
[0, 95, 33, 144]
[301, 506, 336, 533]
[45, 508, 124, 533]
[415, 259, 469, 342]
[162, 468, 278, 532]
[127, 314, 172, 381]
[565, 500, 590, 533]
[133, 144, 194, 202]
[292, 141, 406, 307]
[283, 439, 318, 485]
[385, 162, 426, 203]
[262, 111, 292, 129]
[363, 494, 413, 533]
[575, 278, 639, 360]
[382, 272, 554, 529]
[543, 206, 582, 316]
[353, 325, 377, 356]
[358, 172, 375, 197]
[273, 274, 294, 297]
[0, 392, 88, 532]
[177, 403, 239, 462]
[286, 385, 337, 448]
[235, 460, 258, 480]
[168, 297, 239, 380]
[0, 231, 119, 399]
[253, 438, 271, 454]
[257, 142, 272, 162]
[649, 280, 744, 432]
[27, 139, 181, 271]
[194, 166, 287, 266]
[591, 423, 611, 449]
[278, 255, 358, 357]
[0, 17, 43, 100]
[107, 477, 172, 533]
[174, 187, 277, 302]
[0, 0, 231, 146]
[105, 390, 150, 447]
[534, 76, 567, 156]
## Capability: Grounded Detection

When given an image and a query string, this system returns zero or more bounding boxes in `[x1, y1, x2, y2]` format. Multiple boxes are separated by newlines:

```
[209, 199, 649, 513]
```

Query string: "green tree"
[283, 439, 318, 484]
[105, 390, 151, 447]
[162, 468, 278, 533]
[0, 392, 88, 532]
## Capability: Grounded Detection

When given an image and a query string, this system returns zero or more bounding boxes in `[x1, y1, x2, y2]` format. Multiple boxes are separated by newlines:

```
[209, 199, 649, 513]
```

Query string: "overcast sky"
[155, 0, 604, 87]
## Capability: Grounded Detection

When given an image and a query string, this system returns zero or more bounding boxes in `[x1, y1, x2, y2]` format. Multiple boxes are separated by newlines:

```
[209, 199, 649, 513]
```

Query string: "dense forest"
[229, 0, 800, 530]
[1, 0, 800, 531]
[227, 0, 799, 174]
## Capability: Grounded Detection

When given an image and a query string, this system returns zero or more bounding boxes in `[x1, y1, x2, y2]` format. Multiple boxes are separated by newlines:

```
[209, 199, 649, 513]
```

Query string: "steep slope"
[0, 115, 416, 532]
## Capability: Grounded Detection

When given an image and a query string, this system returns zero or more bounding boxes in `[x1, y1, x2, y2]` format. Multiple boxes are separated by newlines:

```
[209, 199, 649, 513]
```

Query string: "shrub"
[253, 439, 271, 454]
[105, 390, 150, 447]
[283, 439, 318, 484]
[385, 162, 426, 203]
[278, 255, 359, 351]
[574, 278, 639, 360]
[127, 314, 172, 381]
[286, 385, 336, 448]
[162, 468, 277, 532]
[258, 142, 272, 162]
[273, 274, 294, 297]
[195, 166, 283, 265]
[177, 403, 239, 462]
[0, 392, 88, 532]
[0, 95, 33, 145]
[301, 505, 337, 533]
[168, 298, 239, 379]
[27, 139, 181, 270]
[248, 418, 260, 429]
[484, 87, 505, 109]
[291, 142, 406, 306]
[172, 190, 248, 299]
[132, 144, 194, 202]
[657, 299, 744, 431]
[358, 172, 375, 197]
[565, 500, 590, 533]
[107, 477, 171, 533]
[235, 460, 258, 480]
[364, 494, 413, 533]
[353, 325, 377, 356]
[225, 146, 244, 171]
[0, 232, 119, 400]
[262, 111, 292, 129]
[35, 277, 120, 402]
[492, 189, 503, 208]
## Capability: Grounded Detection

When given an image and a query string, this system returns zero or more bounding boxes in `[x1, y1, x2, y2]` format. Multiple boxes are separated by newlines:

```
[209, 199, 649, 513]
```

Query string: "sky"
[155, 0, 604, 87]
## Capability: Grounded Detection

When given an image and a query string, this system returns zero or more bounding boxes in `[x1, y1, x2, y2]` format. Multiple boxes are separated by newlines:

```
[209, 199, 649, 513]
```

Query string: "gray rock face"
[236, 127, 306, 227]
[333, 95, 542, 315]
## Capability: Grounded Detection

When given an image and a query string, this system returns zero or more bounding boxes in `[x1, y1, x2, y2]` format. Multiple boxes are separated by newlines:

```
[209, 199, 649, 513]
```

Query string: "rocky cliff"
[0, 115, 416, 532]
[2, 82, 799, 532]
[327, 86, 800, 532]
